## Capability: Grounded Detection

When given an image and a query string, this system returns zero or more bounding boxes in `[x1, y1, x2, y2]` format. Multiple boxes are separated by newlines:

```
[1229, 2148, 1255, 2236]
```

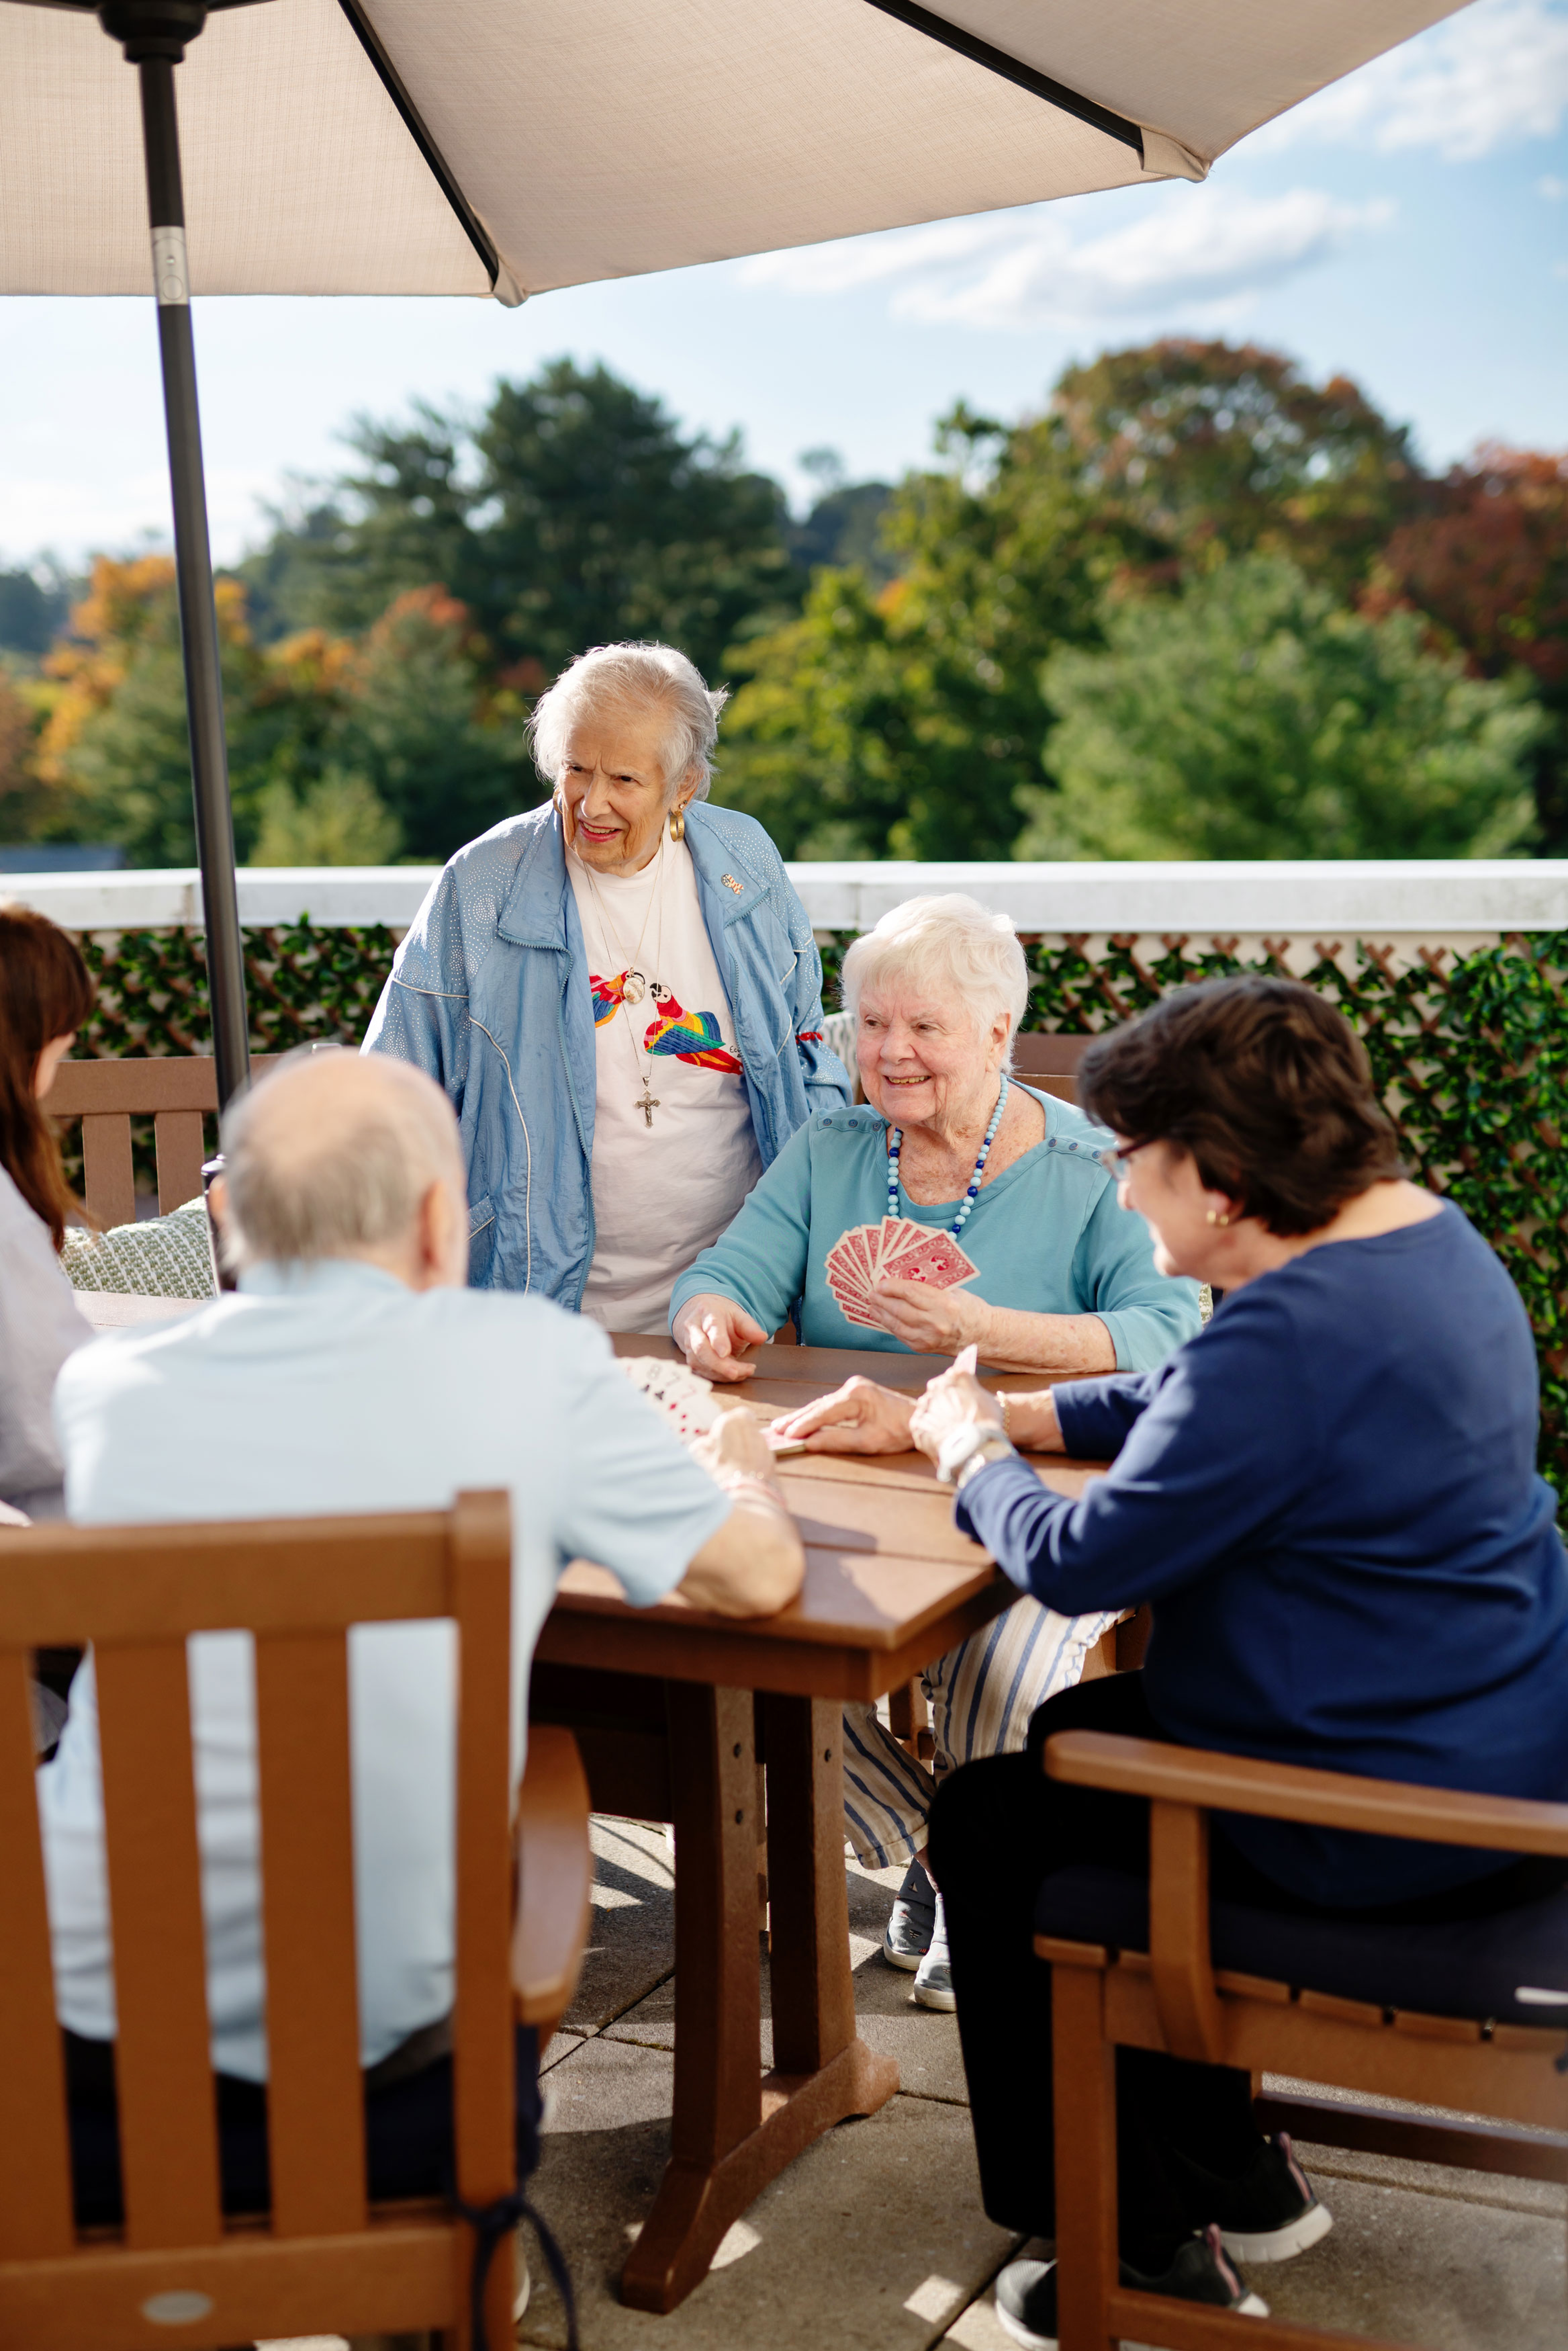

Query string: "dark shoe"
[994, 2225, 1268, 2350]
[1172, 2132, 1334, 2263]
[882, 1857, 935, 1972]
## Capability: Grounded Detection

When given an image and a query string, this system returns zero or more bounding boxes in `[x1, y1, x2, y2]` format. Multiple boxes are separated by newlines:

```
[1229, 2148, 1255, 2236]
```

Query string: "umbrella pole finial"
[98, 0, 254, 1111]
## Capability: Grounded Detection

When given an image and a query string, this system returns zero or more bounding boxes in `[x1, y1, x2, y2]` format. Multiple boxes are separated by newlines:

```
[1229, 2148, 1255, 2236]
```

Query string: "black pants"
[928, 1673, 1567, 2264]
[64, 2022, 541, 2226]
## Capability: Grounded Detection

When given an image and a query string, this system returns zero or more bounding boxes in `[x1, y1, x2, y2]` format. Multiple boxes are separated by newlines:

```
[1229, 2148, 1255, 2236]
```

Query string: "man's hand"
[676, 1293, 768, 1384]
[769, 1376, 915, 1456]
[862, 1277, 988, 1356]
[909, 1367, 1004, 1468]
[689, 1403, 777, 1483]
[679, 1406, 804, 1617]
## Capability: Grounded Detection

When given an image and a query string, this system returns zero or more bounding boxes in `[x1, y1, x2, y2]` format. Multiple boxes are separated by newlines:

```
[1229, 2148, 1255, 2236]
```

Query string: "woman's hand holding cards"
[865, 1272, 987, 1355]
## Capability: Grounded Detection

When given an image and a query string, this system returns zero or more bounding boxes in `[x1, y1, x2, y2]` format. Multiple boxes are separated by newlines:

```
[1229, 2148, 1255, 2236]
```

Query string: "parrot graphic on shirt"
[642, 984, 743, 1072]
[589, 970, 630, 1027]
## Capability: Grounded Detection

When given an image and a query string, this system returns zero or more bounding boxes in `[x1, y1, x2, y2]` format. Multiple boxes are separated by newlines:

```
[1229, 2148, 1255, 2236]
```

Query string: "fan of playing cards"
[825, 1218, 979, 1329]
[619, 1355, 724, 1445]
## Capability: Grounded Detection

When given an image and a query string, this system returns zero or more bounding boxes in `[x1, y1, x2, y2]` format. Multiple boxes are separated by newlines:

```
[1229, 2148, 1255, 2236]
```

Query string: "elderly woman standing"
[671, 895, 1199, 2007]
[365, 642, 846, 1327]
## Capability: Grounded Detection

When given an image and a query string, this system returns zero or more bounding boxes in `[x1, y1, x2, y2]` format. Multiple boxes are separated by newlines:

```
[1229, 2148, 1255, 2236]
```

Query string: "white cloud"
[1541, 172, 1568, 196]
[739, 187, 1389, 334]
[1253, 0, 1568, 162]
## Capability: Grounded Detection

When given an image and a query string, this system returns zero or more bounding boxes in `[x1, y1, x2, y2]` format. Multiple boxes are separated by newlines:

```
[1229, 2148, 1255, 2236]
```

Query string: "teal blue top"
[668, 1084, 1200, 1369]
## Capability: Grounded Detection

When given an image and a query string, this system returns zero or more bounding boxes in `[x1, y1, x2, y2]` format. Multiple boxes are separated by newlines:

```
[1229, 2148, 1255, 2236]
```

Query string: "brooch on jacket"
[720, 872, 744, 894]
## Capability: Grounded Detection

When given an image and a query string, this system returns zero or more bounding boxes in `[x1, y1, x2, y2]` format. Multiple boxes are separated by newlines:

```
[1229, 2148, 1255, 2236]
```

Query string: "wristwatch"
[935, 1421, 1016, 1488]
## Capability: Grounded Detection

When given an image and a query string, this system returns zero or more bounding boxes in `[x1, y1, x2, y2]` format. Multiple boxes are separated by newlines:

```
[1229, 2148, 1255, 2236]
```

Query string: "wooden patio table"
[532, 1333, 1107, 2313]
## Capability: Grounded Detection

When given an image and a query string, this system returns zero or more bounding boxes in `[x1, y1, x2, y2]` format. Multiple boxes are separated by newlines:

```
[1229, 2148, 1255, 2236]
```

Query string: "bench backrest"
[1012, 1031, 1094, 1106]
[41, 1055, 286, 1225]
[0, 1492, 514, 2346]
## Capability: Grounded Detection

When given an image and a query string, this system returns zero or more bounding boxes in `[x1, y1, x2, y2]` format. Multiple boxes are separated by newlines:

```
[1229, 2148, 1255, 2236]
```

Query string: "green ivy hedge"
[68, 918, 1568, 1493]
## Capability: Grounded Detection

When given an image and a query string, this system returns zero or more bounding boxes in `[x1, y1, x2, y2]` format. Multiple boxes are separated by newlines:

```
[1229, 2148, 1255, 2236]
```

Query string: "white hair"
[840, 894, 1030, 1064]
[528, 641, 729, 801]
[219, 1048, 462, 1269]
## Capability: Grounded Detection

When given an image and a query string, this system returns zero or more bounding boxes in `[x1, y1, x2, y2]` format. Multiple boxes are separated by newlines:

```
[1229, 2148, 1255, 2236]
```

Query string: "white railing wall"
[7, 859, 1568, 981]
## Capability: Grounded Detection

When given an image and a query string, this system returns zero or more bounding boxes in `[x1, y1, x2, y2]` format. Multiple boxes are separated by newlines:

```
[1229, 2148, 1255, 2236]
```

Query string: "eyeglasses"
[1101, 1144, 1140, 1180]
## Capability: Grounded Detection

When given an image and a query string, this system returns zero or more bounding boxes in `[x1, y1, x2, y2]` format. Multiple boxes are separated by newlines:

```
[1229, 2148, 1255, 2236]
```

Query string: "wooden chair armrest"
[1045, 1731, 1568, 1860]
[511, 1726, 593, 2028]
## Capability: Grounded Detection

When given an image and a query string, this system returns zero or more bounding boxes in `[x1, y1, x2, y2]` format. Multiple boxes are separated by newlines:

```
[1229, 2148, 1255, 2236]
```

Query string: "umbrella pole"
[134, 45, 251, 1106]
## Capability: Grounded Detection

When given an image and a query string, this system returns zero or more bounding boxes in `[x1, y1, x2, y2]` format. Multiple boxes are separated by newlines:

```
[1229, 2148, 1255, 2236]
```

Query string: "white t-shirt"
[567, 836, 763, 1334]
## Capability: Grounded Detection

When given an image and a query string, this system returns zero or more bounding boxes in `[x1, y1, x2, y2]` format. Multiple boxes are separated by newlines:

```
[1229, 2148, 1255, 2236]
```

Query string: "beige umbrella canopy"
[1, 0, 1472, 1091]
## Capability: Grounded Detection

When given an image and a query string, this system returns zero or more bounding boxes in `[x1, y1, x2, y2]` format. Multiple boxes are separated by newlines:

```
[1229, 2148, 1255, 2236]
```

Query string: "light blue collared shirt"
[39, 1262, 729, 2079]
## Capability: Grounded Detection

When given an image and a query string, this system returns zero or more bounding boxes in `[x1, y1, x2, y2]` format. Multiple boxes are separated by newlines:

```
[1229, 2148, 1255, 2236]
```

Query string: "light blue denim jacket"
[363, 801, 850, 1301]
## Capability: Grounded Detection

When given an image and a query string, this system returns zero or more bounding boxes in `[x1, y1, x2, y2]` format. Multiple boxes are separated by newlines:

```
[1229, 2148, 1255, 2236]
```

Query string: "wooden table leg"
[619, 1687, 898, 2314]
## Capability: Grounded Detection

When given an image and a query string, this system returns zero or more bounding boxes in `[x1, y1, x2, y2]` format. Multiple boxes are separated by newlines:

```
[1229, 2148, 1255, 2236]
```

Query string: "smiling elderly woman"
[365, 642, 846, 1325]
[668, 894, 1199, 2007]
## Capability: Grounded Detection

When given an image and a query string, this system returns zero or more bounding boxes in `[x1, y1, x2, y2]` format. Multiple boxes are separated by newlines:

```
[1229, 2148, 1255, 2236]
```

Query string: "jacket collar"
[494, 799, 766, 946]
[495, 803, 570, 951]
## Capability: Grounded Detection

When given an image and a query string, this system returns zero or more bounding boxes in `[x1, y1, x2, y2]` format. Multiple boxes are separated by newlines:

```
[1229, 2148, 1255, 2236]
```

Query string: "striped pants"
[842, 1598, 1119, 1869]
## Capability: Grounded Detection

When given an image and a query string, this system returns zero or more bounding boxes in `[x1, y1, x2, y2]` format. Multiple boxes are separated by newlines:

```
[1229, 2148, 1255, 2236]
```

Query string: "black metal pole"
[133, 37, 251, 1105]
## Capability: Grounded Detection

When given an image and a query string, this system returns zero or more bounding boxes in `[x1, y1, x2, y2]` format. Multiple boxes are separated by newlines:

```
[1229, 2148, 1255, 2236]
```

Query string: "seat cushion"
[1034, 1866, 1568, 2030]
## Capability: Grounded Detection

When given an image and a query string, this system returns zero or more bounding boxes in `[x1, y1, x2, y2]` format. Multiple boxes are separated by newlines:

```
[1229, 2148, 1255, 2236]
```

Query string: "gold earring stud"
[1205, 1209, 1231, 1228]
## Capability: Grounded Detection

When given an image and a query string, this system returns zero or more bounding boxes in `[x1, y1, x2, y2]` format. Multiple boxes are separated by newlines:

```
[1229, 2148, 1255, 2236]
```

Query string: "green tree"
[1050, 339, 1422, 596]
[332, 587, 532, 860]
[249, 766, 403, 866]
[241, 360, 798, 689]
[717, 408, 1156, 859]
[42, 562, 530, 867]
[1020, 554, 1541, 862]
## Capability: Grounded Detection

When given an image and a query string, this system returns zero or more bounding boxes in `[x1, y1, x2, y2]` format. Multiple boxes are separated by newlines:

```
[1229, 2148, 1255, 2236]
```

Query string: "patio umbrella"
[2, 0, 1474, 1102]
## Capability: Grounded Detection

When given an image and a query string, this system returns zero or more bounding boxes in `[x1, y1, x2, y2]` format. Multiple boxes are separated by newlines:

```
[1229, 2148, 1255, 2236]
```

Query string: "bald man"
[38, 1049, 802, 2219]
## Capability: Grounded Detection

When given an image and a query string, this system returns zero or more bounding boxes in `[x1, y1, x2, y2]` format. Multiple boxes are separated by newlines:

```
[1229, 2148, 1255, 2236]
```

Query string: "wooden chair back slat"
[0, 1518, 452, 1647]
[1013, 1031, 1094, 1107]
[154, 1109, 209, 1216]
[94, 1642, 223, 2249]
[450, 1491, 518, 2351]
[0, 1653, 76, 2258]
[42, 1054, 285, 1227]
[79, 1115, 138, 1229]
[253, 1630, 367, 2238]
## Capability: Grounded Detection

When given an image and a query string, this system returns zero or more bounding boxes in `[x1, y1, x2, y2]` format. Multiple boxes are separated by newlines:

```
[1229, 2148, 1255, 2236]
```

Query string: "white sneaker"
[912, 1892, 956, 2011]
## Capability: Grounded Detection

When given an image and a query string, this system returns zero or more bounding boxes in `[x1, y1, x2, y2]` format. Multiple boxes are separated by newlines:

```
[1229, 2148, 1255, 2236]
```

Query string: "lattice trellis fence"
[63, 918, 1568, 1493]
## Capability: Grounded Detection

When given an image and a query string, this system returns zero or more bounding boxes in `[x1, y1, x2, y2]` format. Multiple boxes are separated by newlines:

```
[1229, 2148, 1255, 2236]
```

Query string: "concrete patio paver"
[265, 1822, 1568, 2351]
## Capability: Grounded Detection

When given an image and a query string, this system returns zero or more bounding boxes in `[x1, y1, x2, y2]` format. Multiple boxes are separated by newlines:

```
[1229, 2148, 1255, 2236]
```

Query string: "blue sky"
[2, 0, 1565, 571]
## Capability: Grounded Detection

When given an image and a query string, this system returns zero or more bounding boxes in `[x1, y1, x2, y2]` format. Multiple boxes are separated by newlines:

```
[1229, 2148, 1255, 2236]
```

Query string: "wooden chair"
[1012, 1031, 1094, 1106]
[40, 1054, 286, 1227]
[0, 1493, 592, 2351]
[1037, 1729, 1568, 2351]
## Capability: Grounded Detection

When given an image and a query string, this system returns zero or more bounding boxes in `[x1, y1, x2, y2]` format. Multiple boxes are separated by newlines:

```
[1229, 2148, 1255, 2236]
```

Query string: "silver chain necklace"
[581, 836, 668, 1127]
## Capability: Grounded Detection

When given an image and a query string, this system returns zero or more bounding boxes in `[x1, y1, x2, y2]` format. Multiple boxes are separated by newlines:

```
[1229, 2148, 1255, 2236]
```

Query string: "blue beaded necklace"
[886, 1074, 1010, 1238]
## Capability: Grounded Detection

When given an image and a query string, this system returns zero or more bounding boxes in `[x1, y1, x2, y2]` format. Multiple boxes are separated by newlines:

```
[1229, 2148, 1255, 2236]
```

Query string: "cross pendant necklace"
[635, 1083, 661, 1127]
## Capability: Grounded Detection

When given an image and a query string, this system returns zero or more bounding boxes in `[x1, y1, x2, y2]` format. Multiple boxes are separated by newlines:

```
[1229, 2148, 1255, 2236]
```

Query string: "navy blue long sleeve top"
[956, 1203, 1568, 1905]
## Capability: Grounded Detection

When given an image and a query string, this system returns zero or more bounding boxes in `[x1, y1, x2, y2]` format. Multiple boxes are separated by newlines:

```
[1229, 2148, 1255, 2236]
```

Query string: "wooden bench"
[0, 1491, 591, 2351]
[40, 1053, 288, 1227]
[1039, 1730, 1568, 2351]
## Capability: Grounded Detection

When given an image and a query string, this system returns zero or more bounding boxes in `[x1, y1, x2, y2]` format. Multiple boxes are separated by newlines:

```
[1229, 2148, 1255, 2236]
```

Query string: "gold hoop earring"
[669, 805, 686, 844]
[1205, 1209, 1231, 1228]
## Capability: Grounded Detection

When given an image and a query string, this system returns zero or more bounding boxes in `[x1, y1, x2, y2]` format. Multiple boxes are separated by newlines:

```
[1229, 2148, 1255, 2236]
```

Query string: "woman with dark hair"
[908, 975, 1568, 2345]
[0, 907, 95, 1519]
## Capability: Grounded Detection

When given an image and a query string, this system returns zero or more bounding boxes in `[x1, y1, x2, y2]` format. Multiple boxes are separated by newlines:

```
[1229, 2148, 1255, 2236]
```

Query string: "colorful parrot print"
[589, 970, 630, 1028]
[642, 984, 743, 1073]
